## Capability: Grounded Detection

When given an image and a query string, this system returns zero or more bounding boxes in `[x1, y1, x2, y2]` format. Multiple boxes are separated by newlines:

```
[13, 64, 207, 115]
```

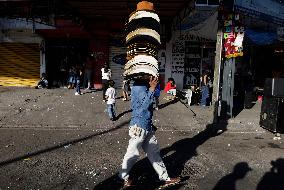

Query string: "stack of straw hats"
[123, 1, 160, 79]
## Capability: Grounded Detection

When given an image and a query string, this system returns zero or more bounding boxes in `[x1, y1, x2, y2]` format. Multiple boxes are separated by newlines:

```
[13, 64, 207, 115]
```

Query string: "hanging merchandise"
[222, 13, 244, 59]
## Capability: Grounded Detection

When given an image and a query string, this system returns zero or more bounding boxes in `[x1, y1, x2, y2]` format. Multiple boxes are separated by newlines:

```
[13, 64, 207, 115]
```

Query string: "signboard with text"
[222, 14, 244, 58]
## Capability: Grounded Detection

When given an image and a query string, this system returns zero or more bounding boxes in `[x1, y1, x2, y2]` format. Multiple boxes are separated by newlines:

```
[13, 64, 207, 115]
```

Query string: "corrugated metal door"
[109, 46, 126, 89]
[0, 43, 40, 87]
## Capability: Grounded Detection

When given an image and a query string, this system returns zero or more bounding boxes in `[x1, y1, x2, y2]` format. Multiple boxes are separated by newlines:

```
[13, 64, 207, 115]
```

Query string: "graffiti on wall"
[176, 33, 213, 43]
[172, 53, 184, 74]
[171, 40, 185, 74]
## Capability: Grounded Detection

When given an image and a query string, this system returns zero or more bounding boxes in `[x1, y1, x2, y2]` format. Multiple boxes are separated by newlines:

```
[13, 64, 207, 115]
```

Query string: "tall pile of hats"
[123, 1, 160, 79]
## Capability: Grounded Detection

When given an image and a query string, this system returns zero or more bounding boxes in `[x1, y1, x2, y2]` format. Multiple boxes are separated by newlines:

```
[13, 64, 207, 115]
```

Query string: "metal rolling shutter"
[109, 46, 126, 89]
[0, 43, 40, 87]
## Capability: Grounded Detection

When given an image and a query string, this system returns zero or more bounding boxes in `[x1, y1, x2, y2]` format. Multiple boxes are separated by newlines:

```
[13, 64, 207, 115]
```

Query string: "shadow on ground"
[256, 158, 284, 190]
[0, 120, 130, 167]
[116, 109, 132, 120]
[158, 99, 179, 110]
[213, 162, 252, 190]
[94, 120, 228, 190]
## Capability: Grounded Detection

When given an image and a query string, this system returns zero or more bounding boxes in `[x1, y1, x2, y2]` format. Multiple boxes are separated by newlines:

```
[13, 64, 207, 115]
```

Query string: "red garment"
[164, 82, 176, 93]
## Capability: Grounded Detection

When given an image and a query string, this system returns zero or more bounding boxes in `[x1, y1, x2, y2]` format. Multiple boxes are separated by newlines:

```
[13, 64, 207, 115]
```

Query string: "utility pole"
[212, 22, 223, 124]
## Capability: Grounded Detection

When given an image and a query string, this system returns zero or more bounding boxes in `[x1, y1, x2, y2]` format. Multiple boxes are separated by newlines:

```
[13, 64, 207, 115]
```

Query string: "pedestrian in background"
[75, 66, 83, 96]
[35, 73, 48, 89]
[83, 54, 94, 90]
[122, 79, 130, 101]
[119, 76, 180, 189]
[153, 82, 161, 110]
[200, 71, 209, 106]
[67, 66, 76, 89]
[101, 64, 112, 101]
[105, 80, 116, 121]
[164, 78, 177, 97]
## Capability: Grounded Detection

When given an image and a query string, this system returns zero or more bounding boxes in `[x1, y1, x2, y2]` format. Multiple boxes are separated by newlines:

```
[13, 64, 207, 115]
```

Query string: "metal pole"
[212, 24, 223, 123]
[230, 58, 235, 117]
[200, 46, 203, 88]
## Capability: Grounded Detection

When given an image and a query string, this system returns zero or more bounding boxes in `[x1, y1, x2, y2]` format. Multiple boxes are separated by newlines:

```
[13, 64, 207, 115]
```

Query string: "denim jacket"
[130, 81, 154, 131]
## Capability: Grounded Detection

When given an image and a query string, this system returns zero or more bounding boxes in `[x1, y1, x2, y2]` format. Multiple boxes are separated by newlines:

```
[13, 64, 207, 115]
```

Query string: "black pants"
[102, 79, 108, 100]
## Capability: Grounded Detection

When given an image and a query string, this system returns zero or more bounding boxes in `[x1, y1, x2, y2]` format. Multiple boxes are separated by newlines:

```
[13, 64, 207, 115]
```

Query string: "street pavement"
[0, 87, 283, 190]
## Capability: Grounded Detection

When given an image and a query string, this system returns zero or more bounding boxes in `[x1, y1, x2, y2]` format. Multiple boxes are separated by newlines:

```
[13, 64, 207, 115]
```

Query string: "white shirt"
[101, 68, 111, 80]
[105, 87, 116, 104]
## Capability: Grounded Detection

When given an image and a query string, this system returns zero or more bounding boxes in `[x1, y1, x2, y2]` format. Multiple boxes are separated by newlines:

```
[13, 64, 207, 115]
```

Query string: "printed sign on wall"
[223, 14, 244, 58]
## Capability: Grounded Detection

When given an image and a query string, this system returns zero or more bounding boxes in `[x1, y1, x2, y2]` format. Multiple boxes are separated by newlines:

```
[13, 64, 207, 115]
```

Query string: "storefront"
[165, 8, 218, 89]
[213, 0, 284, 119]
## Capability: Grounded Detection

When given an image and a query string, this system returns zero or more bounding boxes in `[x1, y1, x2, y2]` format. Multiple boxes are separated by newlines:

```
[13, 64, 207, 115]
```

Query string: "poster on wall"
[171, 41, 185, 89]
[183, 42, 201, 88]
[223, 13, 244, 58]
[183, 60, 199, 88]
[158, 50, 166, 74]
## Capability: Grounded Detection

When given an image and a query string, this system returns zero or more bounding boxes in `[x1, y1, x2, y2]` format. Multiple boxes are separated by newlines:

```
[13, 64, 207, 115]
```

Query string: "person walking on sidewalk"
[105, 80, 116, 121]
[101, 64, 112, 101]
[83, 54, 94, 90]
[75, 66, 83, 96]
[119, 76, 180, 189]
[122, 79, 130, 101]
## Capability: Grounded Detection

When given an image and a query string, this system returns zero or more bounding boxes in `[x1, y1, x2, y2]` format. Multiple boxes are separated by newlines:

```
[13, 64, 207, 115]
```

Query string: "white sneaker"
[75, 92, 81, 95]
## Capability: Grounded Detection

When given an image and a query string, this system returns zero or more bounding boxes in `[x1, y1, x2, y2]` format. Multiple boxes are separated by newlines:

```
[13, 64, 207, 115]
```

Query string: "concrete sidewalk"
[0, 87, 283, 190]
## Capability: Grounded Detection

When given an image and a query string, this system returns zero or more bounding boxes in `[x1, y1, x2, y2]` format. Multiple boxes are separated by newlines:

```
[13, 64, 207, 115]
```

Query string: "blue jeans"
[76, 79, 81, 93]
[201, 86, 209, 106]
[107, 104, 116, 119]
[153, 96, 159, 109]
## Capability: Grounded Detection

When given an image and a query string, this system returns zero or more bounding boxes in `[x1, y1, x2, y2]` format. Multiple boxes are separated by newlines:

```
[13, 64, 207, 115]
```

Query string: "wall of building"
[0, 18, 53, 43]
[109, 44, 127, 89]
[165, 31, 216, 89]
[0, 18, 54, 86]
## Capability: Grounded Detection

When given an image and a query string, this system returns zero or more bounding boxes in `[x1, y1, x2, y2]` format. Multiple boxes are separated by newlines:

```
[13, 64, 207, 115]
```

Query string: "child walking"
[105, 80, 116, 121]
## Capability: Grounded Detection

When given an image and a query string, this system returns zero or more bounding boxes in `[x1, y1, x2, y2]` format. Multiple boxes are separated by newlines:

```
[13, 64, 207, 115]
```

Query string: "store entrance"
[183, 41, 216, 105]
[45, 39, 89, 87]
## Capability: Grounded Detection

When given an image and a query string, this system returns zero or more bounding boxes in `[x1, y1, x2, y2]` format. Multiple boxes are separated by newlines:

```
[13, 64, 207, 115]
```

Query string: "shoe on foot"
[75, 92, 81, 95]
[123, 179, 135, 189]
[159, 177, 181, 189]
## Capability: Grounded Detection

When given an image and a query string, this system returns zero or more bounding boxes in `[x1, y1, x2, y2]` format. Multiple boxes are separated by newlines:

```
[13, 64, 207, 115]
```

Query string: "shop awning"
[245, 29, 278, 45]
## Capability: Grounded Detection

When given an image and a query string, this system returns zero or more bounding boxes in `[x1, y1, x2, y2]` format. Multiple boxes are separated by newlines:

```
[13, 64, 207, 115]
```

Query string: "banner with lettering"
[222, 13, 244, 58]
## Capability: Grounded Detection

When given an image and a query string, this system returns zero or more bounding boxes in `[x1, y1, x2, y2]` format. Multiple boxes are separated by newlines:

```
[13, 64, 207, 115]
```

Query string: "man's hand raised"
[149, 76, 158, 92]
